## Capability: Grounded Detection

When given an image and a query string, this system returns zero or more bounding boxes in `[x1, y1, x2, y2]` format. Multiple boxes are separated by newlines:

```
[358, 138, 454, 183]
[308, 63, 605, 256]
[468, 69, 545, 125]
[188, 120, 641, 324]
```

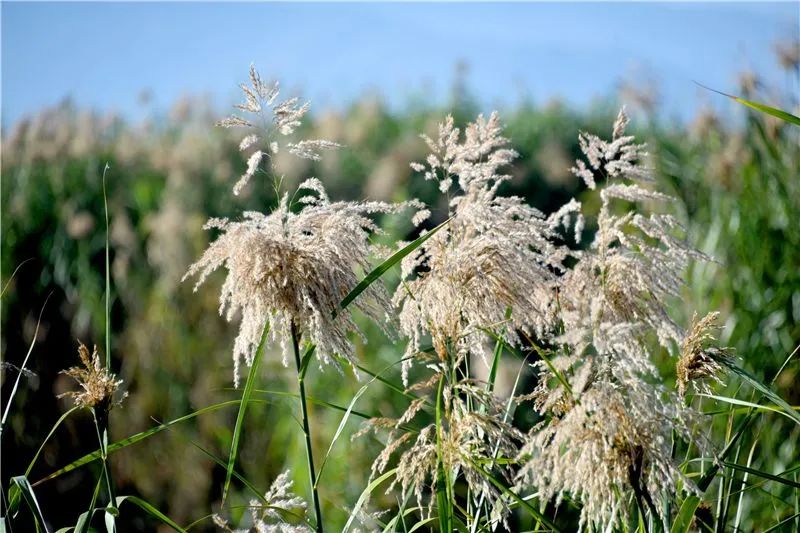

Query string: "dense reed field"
[2, 58, 799, 532]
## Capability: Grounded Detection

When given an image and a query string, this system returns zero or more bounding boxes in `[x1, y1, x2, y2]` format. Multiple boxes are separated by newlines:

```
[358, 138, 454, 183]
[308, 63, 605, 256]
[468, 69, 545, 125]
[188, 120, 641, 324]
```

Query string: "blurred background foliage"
[2, 52, 799, 531]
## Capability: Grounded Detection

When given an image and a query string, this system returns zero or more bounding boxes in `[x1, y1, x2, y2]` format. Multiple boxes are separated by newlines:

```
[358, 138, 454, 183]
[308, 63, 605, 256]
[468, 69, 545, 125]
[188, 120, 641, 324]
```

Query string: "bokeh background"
[2, 2, 799, 531]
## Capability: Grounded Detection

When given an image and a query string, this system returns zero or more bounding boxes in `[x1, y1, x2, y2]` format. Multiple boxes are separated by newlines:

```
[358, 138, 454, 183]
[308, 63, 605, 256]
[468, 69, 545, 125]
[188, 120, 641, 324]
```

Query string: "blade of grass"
[188, 441, 312, 526]
[290, 322, 323, 533]
[720, 360, 800, 426]
[314, 382, 369, 489]
[764, 512, 800, 533]
[464, 458, 560, 532]
[695, 82, 800, 126]
[2, 292, 53, 436]
[7, 406, 80, 513]
[0, 258, 33, 300]
[342, 468, 398, 533]
[434, 374, 453, 533]
[670, 410, 756, 533]
[222, 321, 270, 503]
[115, 496, 184, 532]
[337, 218, 450, 315]
[250, 388, 376, 420]
[33, 399, 259, 486]
[10, 476, 49, 533]
[101, 163, 111, 368]
[721, 461, 800, 490]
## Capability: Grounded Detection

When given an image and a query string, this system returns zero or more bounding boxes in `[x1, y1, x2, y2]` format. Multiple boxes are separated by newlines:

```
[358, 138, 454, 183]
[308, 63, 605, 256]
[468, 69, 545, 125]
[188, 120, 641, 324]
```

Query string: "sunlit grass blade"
[698, 393, 800, 420]
[101, 162, 111, 368]
[764, 512, 800, 533]
[342, 467, 398, 533]
[337, 218, 450, 315]
[76, 468, 103, 533]
[721, 461, 800, 490]
[434, 374, 453, 533]
[33, 399, 257, 486]
[250, 388, 376, 420]
[695, 82, 800, 126]
[115, 495, 184, 532]
[464, 458, 560, 532]
[222, 321, 270, 503]
[721, 360, 800, 426]
[670, 411, 756, 533]
[189, 441, 312, 526]
[2, 292, 53, 435]
[10, 476, 49, 533]
[314, 381, 370, 489]
[25, 406, 79, 477]
[0, 257, 33, 300]
[297, 343, 317, 381]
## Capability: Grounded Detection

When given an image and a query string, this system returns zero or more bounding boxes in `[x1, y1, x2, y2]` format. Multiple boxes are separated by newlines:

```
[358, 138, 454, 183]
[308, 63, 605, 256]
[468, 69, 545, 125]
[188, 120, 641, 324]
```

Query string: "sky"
[2, 2, 798, 126]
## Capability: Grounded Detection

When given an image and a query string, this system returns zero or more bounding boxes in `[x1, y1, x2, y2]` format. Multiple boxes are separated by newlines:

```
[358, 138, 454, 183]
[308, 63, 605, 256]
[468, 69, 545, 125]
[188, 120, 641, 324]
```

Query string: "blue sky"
[2, 2, 798, 126]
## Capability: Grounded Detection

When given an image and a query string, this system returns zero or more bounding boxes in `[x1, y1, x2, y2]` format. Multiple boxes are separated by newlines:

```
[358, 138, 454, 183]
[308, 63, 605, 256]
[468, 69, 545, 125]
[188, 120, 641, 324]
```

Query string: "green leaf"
[337, 218, 450, 315]
[342, 468, 398, 533]
[721, 360, 800, 426]
[222, 321, 270, 502]
[698, 393, 799, 422]
[10, 476, 49, 533]
[434, 375, 453, 533]
[315, 381, 370, 488]
[722, 461, 800, 489]
[34, 399, 254, 486]
[670, 412, 755, 533]
[115, 496, 184, 532]
[695, 82, 800, 126]
[297, 343, 316, 381]
[250, 388, 376, 420]
[463, 459, 560, 532]
[189, 442, 311, 526]
[102, 163, 111, 368]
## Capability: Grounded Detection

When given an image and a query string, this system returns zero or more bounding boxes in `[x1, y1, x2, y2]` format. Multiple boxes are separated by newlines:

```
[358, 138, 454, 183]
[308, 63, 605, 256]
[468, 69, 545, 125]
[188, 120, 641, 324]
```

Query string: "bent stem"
[290, 321, 323, 532]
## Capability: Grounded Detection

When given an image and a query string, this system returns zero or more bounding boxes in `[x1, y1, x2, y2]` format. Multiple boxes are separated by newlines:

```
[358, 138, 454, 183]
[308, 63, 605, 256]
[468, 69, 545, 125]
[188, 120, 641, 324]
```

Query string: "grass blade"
[337, 218, 450, 315]
[11, 476, 49, 533]
[314, 381, 370, 488]
[342, 468, 398, 533]
[695, 82, 800, 126]
[2, 292, 53, 434]
[115, 496, 184, 532]
[222, 321, 270, 503]
[721, 360, 800, 426]
[33, 399, 257, 486]
[722, 461, 800, 490]
[464, 458, 560, 532]
[101, 163, 111, 368]
[671, 411, 755, 533]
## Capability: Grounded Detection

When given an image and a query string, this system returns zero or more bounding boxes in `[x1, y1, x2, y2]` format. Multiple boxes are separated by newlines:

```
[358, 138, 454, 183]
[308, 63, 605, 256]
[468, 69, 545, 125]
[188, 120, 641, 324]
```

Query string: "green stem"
[291, 322, 323, 533]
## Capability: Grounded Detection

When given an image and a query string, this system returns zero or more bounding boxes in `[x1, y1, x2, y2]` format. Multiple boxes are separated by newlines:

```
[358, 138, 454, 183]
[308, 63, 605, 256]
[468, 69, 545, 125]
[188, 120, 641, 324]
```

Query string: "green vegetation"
[1, 68, 798, 532]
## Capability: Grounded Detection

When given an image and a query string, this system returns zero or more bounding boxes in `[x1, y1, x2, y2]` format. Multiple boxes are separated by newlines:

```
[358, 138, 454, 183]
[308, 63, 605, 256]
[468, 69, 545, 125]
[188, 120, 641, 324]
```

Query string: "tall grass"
[1, 63, 798, 532]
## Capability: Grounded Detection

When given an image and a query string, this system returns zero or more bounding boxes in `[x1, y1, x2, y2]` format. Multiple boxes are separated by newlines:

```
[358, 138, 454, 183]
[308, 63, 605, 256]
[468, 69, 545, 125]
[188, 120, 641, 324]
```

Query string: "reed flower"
[212, 470, 310, 532]
[517, 108, 711, 529]
[517, 377, 699, 530]
[359, 357, 522, 524]
[59, 342, 126, 410]
[397, 112, 576, 383]
[217, 64, 341, 195]
[184, 178, 421, 385]
[677, 311, 733, 397]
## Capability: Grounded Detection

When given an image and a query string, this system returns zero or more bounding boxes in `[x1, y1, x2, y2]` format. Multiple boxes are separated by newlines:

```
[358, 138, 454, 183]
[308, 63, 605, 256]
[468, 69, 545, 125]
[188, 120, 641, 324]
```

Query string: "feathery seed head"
[217, 64, 342, 195]
[677, 311, 733, 397]
[184, 179, 421, 386]
[399, 112, 574, 383]
[59, 343, 126, 410]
